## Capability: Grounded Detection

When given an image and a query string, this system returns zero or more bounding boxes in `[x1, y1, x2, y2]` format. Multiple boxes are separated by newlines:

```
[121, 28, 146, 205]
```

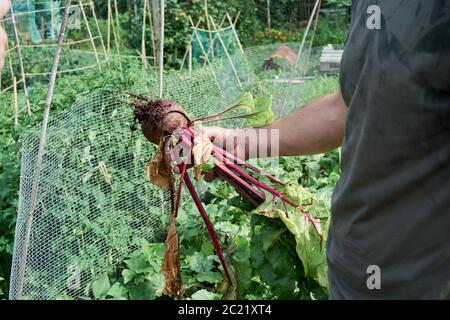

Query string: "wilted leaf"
[162, 214, 184, 296]
[192, 138, 213, 165]
[145, 139, 171, 189]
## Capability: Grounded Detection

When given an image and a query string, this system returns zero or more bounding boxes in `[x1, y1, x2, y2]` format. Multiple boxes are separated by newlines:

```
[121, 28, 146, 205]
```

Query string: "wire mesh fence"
[9, 43, 326, 300]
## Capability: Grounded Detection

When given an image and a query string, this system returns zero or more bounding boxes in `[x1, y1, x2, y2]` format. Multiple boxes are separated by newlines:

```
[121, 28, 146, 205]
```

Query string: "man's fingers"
[0, 1, 11, 20]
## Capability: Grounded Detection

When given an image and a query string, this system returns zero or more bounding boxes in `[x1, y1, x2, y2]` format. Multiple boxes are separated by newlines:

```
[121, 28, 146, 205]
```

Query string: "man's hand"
[203, 92, 348, 159]
[0, 0, 11, 71]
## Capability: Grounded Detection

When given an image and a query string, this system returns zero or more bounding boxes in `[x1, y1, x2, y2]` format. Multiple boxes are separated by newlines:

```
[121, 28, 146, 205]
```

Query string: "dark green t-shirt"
[328, 0, 450, 299]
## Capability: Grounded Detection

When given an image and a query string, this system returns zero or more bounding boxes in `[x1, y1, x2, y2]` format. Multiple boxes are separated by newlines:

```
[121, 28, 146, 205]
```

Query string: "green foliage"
[256, 183, 330, 288]
[0, 56, 153, 299]
[250, 215, 304, 299]
[324, 0, 352, 9]
[312, 19, 348, 47]
[248, 0, 350, 47]
[80, 104, 340, 301]
[96, 145, 338, 300]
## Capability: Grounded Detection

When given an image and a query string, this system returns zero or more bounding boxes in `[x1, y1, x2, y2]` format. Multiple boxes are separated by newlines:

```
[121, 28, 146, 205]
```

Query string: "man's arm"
[0, 0, 11, 71]
[202, 91, 348, 158]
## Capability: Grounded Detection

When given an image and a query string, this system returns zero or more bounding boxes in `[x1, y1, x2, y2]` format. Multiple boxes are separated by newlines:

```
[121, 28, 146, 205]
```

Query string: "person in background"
[0, 0, 10, 71]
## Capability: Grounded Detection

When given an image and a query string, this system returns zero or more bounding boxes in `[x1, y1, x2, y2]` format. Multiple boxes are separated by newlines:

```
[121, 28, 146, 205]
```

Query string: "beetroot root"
[130, 95, 190, 144]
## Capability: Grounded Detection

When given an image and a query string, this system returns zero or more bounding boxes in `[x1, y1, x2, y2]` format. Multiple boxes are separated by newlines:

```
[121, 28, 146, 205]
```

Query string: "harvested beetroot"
[129, 93, 322, 299]
[130, 93, 190, 144]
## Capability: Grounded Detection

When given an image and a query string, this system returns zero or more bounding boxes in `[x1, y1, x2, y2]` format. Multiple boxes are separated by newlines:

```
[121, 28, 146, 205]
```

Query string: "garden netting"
[9, 43, 325, 299]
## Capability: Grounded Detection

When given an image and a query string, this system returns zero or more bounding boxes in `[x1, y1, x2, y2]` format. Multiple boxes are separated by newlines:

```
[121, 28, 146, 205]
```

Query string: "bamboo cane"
[113, 0, 121, 47]
[280, 0, 321, 115]
[13, 76, 18, 126]
[209, 16, 242, 88]
[78, 0, 101, 69]
[9, 5, 31, 116]
[89, 0, 108, 64]
[152, 0, 161, 67]
[146, 0, 157, 69]
[187, 16, 221, 92]
[179, 17, 202, 70]
[142, 0, 148, 69]
[226, 13, 244, 53]
[159, 0, 164, 98]
[204, 0, 214, 60]
[107, 0, 111, 53]
[203, 15, 227, 62]
[302, 0, 321, 78]
[110, 2, 122, 71]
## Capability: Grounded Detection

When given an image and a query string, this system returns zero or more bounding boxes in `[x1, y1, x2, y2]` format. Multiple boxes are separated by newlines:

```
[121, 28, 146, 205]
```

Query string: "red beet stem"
[183, 174, 233, 294]
[164, 136, 175, 213]
[214, 167, 263, 208]
[182, 128, 284, 186]
[214, 146, 323, 241]
[179, 130, 264, 206]
[188, 103, 242, 126]
[175, 160, 188, 218]
[180, 127, 322, 241]
[214, 161, 266, 201]
[213, 146, 285, 186]
[214, 151, 291, 203]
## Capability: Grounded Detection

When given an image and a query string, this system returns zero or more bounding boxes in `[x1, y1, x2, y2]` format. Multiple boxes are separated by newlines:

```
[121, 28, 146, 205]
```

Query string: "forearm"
[203, 91, 347, 160]
[265, 91, 347, 157]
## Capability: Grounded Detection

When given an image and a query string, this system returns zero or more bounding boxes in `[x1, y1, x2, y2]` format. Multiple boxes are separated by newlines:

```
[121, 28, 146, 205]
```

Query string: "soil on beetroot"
[129, 93, 190, 144]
